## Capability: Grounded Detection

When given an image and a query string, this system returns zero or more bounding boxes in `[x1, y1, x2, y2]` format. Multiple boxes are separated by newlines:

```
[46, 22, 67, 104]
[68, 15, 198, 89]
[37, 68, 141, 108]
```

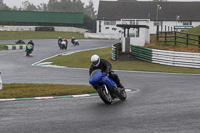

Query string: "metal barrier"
[130, 45, 200, 68]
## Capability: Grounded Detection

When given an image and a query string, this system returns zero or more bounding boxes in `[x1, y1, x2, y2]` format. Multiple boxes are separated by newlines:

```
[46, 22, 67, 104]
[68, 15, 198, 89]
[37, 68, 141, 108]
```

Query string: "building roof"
[97, 1, 200, 21]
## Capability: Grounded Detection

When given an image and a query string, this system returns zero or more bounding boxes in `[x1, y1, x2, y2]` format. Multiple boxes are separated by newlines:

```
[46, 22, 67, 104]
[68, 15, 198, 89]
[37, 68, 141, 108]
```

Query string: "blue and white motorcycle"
[89, 70, 127, 104]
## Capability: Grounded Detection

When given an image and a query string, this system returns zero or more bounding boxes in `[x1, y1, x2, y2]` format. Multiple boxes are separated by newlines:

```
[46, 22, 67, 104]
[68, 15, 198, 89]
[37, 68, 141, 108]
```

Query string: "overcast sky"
[3, 0, 200, 11]
[3, 0, 100, 11]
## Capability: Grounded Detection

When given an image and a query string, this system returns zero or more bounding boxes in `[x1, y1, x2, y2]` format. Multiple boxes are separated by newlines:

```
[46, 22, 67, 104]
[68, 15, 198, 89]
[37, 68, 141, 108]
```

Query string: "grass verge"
[45, 47, 200, 74]
[0, 31, 84, 40]
[146, 26, 200, 53]
[0, 84, 95, 99]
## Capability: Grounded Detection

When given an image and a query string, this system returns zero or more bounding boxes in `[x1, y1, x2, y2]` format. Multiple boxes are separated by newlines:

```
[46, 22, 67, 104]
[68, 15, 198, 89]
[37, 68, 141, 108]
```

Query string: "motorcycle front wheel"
[98, 87, 112, 105]
[26, 51, 29, 56]
[117, 88, 127, 101]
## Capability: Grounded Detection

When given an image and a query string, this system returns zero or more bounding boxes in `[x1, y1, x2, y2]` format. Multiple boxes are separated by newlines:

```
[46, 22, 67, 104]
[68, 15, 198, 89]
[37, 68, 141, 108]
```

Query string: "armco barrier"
[130, 45, 200, 68]
[5, 45, 26, 50]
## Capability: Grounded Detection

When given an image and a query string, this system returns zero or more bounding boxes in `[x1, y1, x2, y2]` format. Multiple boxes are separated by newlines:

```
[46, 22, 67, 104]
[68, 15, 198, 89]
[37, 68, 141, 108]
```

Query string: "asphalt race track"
[1, 39, 200, 133]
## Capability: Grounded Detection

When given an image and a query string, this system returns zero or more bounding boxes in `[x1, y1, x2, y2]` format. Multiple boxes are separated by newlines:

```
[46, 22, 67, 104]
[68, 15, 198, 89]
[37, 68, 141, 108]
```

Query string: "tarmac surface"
[1, 39, 200, 133]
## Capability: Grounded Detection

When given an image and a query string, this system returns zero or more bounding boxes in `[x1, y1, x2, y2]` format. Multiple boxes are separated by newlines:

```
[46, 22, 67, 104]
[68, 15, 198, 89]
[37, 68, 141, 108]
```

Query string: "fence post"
[156, 25, 159, 41]
[165, 31, 167, 44]
[174, 31, 177, 45]
[187, 34, 189, 46]
[199, 36, 200, 48]
[0, 72, 2, 90]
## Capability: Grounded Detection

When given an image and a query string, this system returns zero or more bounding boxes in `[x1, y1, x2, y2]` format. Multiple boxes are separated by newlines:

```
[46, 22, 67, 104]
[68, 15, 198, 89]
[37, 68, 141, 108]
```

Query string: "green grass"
[0, 44, 9, 50]
[0, 84, 95, 99]
[0, 31, 84, 40]
[146, 26, 200, 53]
[45, 47, 200, 74]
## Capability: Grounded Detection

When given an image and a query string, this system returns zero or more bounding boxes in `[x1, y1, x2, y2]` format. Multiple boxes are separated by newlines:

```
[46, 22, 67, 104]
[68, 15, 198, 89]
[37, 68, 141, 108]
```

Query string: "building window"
[104, 21, 110, 25]
[183, 21, 190, 26]
[110, 21, 116, 25]
[154, 21, 160, 26]
[105, 27, 109, 29]
[130, 28, 139, 37]
[99, 21, 101, 33]
[112, 28, 117, 31]
[104, 21, 116, 25]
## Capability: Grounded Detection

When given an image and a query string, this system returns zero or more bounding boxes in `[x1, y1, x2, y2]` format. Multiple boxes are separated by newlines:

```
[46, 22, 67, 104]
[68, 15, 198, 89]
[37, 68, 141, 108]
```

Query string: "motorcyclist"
[71, 37, 75, 44]
[89, 54, 124, 90]
[26, 40, 34, 51]
[58, 37, 62, 43]
[16, 39, 25, 44]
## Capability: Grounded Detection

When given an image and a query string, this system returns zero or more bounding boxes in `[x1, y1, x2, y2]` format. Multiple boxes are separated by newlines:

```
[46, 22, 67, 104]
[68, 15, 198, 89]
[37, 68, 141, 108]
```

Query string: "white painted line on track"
[72, 94, 91, 97]
[35, 97, 54, 100]
[0, 98, 15, 102]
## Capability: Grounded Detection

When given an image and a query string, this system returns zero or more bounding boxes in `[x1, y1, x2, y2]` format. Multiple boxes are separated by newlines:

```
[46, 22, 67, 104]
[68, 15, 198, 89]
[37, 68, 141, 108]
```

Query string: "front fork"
[103, 84, 109, 95]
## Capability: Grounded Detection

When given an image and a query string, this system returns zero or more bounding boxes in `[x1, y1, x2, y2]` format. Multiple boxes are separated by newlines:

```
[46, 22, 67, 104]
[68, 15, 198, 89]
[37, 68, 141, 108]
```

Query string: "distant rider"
[58, 37, 62, 43]
[71, 37, 75, 44]
[26, 40, 34, 51]
[89, 54, 125, 90]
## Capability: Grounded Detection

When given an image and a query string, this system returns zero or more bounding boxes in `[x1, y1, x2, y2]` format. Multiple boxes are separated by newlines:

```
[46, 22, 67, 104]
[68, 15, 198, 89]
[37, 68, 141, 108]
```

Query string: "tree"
[84, 0, 96, 19]
[47, 0, 85, 12]
[12, 6, 18, 10]
[21, 1, 37, 11]
[37, 3, 48, 11]
[0, 0, 10, 10]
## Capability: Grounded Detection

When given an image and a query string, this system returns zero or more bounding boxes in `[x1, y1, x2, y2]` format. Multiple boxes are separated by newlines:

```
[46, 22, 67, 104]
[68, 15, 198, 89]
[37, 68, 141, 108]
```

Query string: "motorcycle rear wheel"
[98, 87, 112, 105]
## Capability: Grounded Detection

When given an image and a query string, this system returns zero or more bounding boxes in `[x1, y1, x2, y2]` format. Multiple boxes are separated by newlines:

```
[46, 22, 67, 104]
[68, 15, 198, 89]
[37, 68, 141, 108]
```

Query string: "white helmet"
[91, 54, 100, 67]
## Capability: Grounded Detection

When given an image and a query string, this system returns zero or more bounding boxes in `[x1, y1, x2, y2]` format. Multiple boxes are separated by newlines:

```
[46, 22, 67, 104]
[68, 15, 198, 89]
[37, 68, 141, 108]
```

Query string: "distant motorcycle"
[61, 40, 68, 50]
[89, 70, 127, 104]
[71, 38, 79, 46]
[16, 39, 25, 44]
[25, 44, 33, 56]
[73, 39, 79, 46]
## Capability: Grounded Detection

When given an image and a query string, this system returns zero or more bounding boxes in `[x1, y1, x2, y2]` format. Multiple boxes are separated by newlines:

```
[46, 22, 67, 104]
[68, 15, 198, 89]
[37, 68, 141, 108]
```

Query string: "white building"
[97, 1, 200, 35]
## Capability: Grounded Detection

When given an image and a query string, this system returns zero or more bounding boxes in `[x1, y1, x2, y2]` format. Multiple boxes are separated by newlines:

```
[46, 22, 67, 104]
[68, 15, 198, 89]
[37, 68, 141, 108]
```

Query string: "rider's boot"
[117, 83, 125, 91]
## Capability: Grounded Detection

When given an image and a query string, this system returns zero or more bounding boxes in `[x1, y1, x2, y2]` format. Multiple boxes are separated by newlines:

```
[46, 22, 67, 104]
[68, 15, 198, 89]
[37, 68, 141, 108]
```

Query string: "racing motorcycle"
[16, 39, 25, 44]
[89, 70, 127, 104]
[61, 40, 68, 50]
[73, 39, 79, 46]
[25, 44, 33, 56]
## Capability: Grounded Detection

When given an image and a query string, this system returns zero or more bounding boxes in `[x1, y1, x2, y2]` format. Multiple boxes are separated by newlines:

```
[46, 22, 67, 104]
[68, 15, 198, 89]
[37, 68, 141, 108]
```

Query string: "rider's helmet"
[72, 37, 74, 39]
[59, 37, 61, 39]
[91, 54, 100, 67]
[29, 40, 32, 43]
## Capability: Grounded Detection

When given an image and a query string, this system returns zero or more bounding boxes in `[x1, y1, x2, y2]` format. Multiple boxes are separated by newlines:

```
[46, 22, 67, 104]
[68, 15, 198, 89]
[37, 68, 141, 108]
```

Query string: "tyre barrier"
[5, 45, 26, 50]
[131, 45, 200, 68]
[111, 43, 121, 61]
